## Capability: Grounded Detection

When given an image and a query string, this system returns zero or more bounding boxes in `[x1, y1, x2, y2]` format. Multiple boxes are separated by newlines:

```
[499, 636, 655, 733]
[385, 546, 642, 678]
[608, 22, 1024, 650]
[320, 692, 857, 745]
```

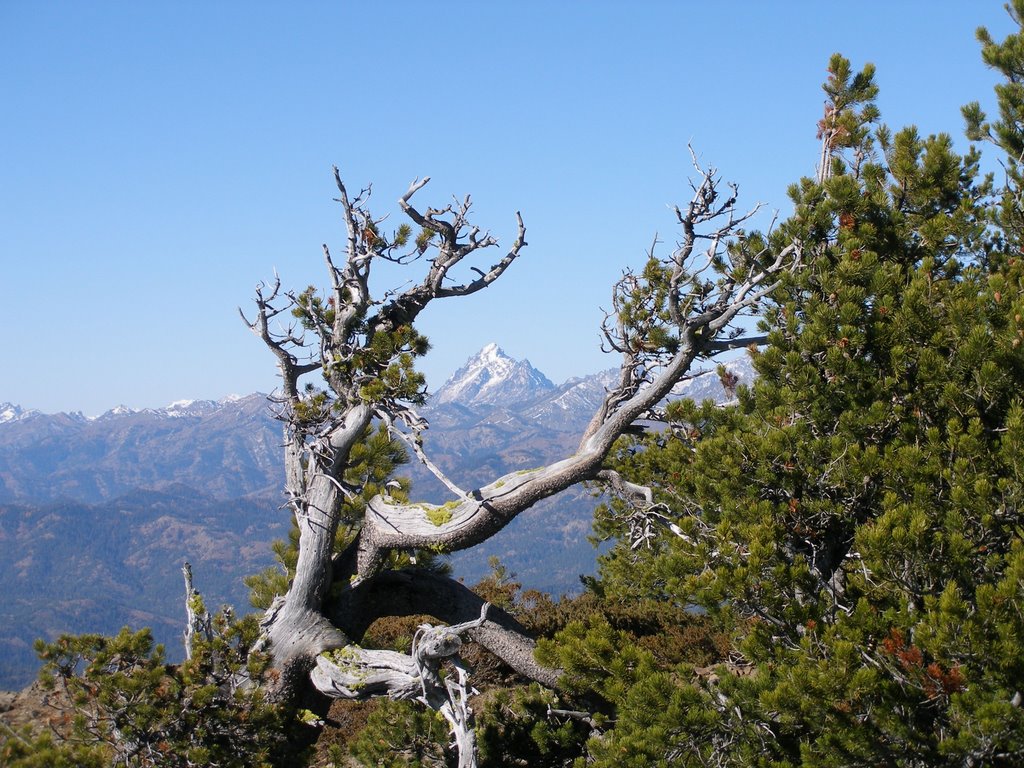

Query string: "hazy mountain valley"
[0, 346, 750, 689]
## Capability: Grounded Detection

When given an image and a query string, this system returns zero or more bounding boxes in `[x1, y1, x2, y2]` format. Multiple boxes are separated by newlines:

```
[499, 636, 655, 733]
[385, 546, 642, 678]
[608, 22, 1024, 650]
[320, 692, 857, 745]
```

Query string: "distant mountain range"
[0, 346, 754, 689]
[0, 394, 281, 504]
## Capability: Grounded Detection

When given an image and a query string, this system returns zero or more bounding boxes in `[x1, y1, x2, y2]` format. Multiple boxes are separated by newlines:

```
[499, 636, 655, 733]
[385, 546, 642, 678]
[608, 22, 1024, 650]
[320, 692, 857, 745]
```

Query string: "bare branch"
[354, 160, 799, 579]
[436, 211, 527, 297]
[240, 277, 321, 404]
[597, 469, 691, 548]
[375, 196, 526, 333]
[330, 569, 560, 689]
[377, 406, 471, 501]
[705, 334, 769, 353]
[332, 165, 362, 264]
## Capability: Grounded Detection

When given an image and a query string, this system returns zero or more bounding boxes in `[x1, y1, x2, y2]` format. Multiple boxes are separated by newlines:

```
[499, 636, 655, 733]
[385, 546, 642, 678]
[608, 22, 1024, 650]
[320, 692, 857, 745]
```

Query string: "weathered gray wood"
[311, 606, 490, 767]
[239, 159, 800, 766]
[181, 562, 211, 661]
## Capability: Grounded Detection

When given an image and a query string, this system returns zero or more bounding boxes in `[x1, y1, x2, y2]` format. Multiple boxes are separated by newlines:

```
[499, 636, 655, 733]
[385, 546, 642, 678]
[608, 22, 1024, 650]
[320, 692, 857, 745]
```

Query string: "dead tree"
[240, 157, 800, 766]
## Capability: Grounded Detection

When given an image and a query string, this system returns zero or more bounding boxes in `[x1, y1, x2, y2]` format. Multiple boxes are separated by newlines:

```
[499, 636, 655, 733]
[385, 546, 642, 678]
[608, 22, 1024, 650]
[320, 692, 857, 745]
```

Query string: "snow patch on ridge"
[0, 403, 39, 424]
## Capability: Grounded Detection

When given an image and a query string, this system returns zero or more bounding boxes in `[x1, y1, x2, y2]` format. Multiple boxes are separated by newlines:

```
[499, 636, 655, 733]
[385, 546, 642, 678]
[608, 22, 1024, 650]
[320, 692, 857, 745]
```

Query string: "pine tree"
[6, 616, 300, 768]
[549, 46, 1024, 768]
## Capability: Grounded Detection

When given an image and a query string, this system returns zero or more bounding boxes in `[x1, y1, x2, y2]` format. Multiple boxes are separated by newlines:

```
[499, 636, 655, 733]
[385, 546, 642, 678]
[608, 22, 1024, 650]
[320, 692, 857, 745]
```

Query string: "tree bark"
[330, 568, 560, 689]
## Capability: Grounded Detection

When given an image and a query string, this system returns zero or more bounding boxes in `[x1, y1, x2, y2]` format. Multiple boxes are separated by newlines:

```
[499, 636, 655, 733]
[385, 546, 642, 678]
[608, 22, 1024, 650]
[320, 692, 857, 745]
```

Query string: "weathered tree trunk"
[182, 562, 211, 661]
[240, 159, 800, 763]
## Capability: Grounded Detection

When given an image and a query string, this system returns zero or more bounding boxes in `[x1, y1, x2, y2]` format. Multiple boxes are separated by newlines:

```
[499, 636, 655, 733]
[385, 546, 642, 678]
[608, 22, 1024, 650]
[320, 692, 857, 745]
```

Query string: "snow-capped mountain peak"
[162, 399, 222, 418]
[433, 344, 555, 407]
[0, 402, 39, 424]
[91, 404, 139, 421]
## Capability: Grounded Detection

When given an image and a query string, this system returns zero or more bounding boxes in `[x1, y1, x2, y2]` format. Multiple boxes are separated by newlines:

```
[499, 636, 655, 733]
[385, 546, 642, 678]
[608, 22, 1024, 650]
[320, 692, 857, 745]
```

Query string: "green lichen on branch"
[187, 591, 206, 616]
[322, 645, 362, 666]
[424, 501, 459, 527]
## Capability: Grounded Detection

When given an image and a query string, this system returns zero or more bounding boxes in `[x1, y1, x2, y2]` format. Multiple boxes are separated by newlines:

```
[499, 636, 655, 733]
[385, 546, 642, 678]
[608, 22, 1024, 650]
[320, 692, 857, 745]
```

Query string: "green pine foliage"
[290, 283, 431, 411]
[5, 616, 301, 768]
[965, 0, 1024, 247]
[337, 559, 727, 768]
[475, 684, 591, 768]
[557, 42, 1024, 768]
[348, 700, 452, 767]
[1, 729, 107, 768]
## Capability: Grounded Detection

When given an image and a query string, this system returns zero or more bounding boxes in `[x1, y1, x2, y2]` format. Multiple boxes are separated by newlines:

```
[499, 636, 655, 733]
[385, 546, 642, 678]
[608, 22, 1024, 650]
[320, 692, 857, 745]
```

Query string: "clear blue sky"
[0, 2, 1016, 415]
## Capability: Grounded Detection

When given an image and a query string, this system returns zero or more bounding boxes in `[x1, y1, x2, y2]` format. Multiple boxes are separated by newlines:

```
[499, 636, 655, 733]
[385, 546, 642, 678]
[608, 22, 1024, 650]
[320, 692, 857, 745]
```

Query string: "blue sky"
[1, 2, 1017, 415]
